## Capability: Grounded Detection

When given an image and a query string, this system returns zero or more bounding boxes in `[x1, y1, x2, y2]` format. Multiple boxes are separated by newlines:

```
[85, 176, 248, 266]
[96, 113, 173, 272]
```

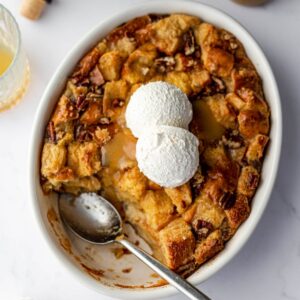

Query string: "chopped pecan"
[223, 32, 232, 41]
[220, 130, 244, 149]
[76, 96, 88, 112]
[191, 169, 205, 197]
[89, 85, 104, 96]
[175, 53, 196, 71]
[71, 48, 100, 83]
[79, 78, 90, 86]
[135, 27, 151, 45]
[219, 192, 236, 210]
[155, 56, 176, 73]
[47, 121, 56, 143]
[183, 29, 196, 56]
[89, 65, 105, 86]
[148, 14, 168, 22]
[252, 159, 262, 171]
[201, 76, 226, 96]
[176, 260, 197, 278]
[230, 41, 238, 50]
[192, 219, 214, 240]
[212, 76, 225, 91]
[221, 31, 239, 52]
[94, 127, 111, 145]
[85, 92, 103, 102]
[112, 98, 125, 107]
[74, 125, 93, 142]
[194, 49, 201, 58]
[99, 117, 111, 125]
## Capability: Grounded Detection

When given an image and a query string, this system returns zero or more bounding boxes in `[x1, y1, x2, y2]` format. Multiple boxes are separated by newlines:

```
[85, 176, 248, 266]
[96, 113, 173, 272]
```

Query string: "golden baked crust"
[40, 14, 270, 275]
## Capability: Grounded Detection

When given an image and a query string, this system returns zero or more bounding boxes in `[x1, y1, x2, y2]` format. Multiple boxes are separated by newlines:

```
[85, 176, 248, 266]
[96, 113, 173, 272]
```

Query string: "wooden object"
[20, 0, 46, 20]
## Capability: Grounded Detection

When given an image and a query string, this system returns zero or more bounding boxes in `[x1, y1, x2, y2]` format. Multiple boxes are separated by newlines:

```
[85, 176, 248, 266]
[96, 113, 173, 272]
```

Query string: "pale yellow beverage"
[0, 46, 13, 76]
[0, 4, 30, 112]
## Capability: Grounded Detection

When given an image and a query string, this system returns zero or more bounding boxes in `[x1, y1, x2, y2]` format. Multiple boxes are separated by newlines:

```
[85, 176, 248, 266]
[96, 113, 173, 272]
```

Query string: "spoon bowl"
[59, 193, 122, 244]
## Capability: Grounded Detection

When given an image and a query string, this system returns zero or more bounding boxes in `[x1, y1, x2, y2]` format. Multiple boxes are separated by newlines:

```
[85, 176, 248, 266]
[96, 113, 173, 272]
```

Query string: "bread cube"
[115, 167, 147, 203]
[99, 51, 125, 81]
[225, 194, 250, 234]
[41, 143, 67, 177]
[225, 92, 245, 112]
[192, 194, 226, 229]
[164, 183, 192, 214]
[122, 43, 157, 84]
[68, 141, 101, 177]
[238, 109, 269, 139]
[51, 95, 78, 126]
[237, 166, 260, 198]
[141, 190, 175, 230]
[80, 101, 102, 125]
[194, 230, 224, 264]
[165, 71, 192, 95]
[63, 176, 101, 194]
[203, 47, 234, 77]
[205, 94, 237, 129]
[190, 69, 211, 94]
[103, 79, 129, 113]
[246, 134, 269, 163]
[150, 14, 200, 55]
[159, 218, 195, 269]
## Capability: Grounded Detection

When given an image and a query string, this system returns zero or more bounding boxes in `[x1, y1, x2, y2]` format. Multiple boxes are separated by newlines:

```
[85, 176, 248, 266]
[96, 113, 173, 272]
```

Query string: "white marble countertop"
[0, 0, 299, 299]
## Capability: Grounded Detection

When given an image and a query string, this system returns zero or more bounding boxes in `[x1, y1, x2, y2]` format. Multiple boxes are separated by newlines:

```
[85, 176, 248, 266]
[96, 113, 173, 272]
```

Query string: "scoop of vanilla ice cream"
[125, 81, 192, 138]
[136, 125, 199, 188]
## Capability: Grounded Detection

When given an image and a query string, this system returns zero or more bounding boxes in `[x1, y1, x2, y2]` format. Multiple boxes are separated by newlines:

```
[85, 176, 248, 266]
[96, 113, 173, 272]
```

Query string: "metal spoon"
[59, 192, 211, 300]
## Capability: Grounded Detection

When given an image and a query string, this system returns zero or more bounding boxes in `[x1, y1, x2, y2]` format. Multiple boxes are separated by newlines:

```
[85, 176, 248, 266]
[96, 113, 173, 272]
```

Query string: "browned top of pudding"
[40, 14, 270, 275]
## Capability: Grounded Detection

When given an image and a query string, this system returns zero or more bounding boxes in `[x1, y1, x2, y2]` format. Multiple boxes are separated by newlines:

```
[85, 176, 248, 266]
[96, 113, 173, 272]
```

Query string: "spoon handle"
[118, 239, 211, 300]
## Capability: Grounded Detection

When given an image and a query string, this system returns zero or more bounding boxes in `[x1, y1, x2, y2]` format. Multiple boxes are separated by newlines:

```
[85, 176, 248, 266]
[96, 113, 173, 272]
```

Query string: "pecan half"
[76, 95, 88, 112]
[219, 192, 236, 210]
[183, 29, 196, 56]
[47, 121, 56, 143]
[155, 56, 176, 73]
[192, 219, 214, 240]
[85, 92, 103, 102]
[74, 124, 93, 142]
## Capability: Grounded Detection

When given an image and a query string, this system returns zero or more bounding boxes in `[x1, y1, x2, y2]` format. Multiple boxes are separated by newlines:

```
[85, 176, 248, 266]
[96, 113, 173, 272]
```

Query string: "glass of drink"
[0, 4, 30, 112]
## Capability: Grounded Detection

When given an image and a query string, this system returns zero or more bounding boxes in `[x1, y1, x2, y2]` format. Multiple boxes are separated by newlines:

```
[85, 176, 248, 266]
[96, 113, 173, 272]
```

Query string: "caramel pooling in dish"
[20, 0, 46, 20]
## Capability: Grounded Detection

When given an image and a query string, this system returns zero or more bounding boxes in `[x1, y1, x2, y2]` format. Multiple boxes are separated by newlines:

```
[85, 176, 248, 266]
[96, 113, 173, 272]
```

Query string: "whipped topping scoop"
[125, 81, 193, 138]
[136, 126, 199, 188]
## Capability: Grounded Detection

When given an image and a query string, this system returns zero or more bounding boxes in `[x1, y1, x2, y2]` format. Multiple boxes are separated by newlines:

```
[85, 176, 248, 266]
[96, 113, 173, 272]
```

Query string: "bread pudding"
[40, 14, 270, 276]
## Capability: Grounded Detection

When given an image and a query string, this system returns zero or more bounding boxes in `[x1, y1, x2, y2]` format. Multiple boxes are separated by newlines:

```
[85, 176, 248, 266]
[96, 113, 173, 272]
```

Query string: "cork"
[232, 0, 268, 5]
[20, 0, 46, 20]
